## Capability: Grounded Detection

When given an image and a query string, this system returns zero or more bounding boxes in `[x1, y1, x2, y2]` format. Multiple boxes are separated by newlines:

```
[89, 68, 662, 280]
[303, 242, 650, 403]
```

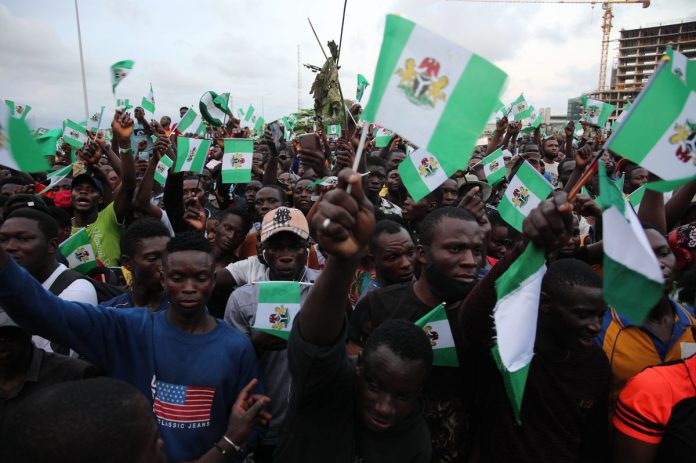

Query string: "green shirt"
[70, 202, 123, 267]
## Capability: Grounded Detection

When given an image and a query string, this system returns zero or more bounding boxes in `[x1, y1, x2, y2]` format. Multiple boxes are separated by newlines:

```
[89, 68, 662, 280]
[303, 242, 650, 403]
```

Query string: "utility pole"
[74, 0, 90, 122]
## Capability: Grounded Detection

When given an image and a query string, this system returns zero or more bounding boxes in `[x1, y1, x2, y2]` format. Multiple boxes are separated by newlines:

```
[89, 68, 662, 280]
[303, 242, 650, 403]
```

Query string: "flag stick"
[346, 120, 368, 194]
[74, 0, 90, 123]
[307, 18, 329, 61]
[566, 154, 600, 202]
[344, 103, 357, 125]
[336, 0, 348, 67]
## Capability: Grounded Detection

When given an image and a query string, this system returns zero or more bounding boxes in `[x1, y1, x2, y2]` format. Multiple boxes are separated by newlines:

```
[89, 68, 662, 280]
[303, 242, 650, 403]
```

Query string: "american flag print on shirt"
[153, 380, 216, 423]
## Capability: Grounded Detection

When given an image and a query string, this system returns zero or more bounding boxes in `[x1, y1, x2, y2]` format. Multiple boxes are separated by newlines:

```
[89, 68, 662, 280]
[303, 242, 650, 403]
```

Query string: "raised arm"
[110, 111, 137, 223]
[485, 116, 508, 155]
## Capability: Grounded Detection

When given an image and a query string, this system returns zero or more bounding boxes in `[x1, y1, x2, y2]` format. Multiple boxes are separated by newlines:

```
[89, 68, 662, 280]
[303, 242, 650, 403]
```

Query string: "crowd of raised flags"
[1, 11, 695, 427]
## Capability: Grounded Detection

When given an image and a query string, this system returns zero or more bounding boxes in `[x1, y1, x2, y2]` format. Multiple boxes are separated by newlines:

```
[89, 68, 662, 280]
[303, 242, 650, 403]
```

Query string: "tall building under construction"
[581, 18, 696, 121]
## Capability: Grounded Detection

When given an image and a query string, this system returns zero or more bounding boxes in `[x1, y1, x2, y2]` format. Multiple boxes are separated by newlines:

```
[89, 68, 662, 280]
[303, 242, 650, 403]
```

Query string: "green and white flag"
[670, 46, 688, 83]
[326, 124, 341, 138]
[399, 148, 455, 202]
[199, 91, 228, 127]
[254, 116, 265, 132]
[175, 137, 211, 174]
[373, 127, 393, 148]
[5, 100, 32, 120]
[177, 108, 207, 135]
[35, 128, 62, 157]
[610, 102, 632, 132]
[491, 242, 547, 424]
[628, 184, 645, 208]
[508, 94, 531, 121]
[62, 119, 89, 148]
[494, 99, 508, 120]
[580, 95, 614, 128]
[0, 106, 49, 172]
[253, 281, 302, 340]
[110, 60, 134, 94]
[482, 148, 506, 185]
[214, 92, 232, 115]
[414, 304, 458, 367]
[154, 155, 174, 186]
[605, 48, 696, 192]
[87, 106, 105, 132]
[141, 83, 155, 115]
[60, 228, 98, 274]
[598, 163, 663, 324]
[116, 98, 132, 112]
[242, 105, 256, 128]
[41, 164, 72, 194]
[498, 161, 553, 232]
[357, 74, 370, 102]
[362, 15, 507, 170]
[520, 106, 542, 133]
[222, 139, 253, 183]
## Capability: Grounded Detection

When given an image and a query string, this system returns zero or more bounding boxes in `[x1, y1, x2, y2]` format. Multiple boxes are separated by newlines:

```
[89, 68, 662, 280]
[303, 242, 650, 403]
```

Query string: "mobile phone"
[268, 121, 285, 152]
[298, 133, 321, 152]
[137, 151, 150, 161]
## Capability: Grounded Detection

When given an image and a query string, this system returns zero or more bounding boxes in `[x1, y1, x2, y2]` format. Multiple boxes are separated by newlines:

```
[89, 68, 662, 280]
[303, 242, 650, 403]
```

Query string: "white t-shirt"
[225, 256, 267, 288]
[33, 264, 98, 353]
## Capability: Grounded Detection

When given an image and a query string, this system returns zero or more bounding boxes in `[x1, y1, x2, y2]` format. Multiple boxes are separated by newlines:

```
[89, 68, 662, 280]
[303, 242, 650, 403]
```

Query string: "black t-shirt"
[274, 318, 431, 463]
[457, 245, 611, 462]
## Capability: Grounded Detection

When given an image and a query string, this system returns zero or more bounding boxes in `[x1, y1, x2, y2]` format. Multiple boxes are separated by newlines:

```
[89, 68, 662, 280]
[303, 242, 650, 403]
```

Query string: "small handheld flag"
[110, 60, 135, 94]
[141, 84, 155, 115]
[175, 137, 210, 174]
[253, 281, 302, 340]
[414, 304, 458, 367]
[222, 139, 254, 183]
[498, 161, 553, 233]
[482, 148, 506, 185]
[356, 74, 370, 102]
[154, 155, 174, 186]
[60, 229, 98, 274]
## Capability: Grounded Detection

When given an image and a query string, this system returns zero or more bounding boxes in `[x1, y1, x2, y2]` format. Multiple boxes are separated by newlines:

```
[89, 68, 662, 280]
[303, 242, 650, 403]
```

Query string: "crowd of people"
[0, 102, 695, 463]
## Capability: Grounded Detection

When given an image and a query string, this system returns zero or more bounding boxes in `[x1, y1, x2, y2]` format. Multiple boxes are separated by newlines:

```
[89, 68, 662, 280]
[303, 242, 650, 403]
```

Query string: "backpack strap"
[48, 269, 87, 296]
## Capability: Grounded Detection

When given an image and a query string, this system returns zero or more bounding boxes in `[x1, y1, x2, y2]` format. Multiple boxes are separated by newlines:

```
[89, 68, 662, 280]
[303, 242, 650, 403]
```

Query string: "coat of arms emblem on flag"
[186, 147, 197, 162]
[669, 120, 696, 163]
[418, 156, 439, 177]
[423, 324, 440, 346]
[74, 247, 91, 262]
[230, 153, 246, 169]
[269, 305, 290, 330]
[396, 57, 449, 108]
[512, 186, 530, 208]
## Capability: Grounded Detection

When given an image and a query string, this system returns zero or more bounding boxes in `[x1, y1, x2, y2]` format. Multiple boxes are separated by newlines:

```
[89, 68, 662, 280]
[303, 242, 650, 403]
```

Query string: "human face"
[365, 166, 386, 198]
[440, 179, 458, 207]
[402, 195, 434, 222]
[419, 218, 483, 284]
[52, 177, 72, 194]
[559, 160, 576, 188]
[262, 232, 308, 281]
[645, 229, 676, 294]
[215, 214, 247, 254]
[625, 168, 649, 194]
[278, 150, 293, 171]
[385, 151, 406, 173]
[199, 170, 213, 192]
[162, 250, 215, 314]
[179, 107, 188, 118]
[357, 345, 427, 432]
[127, 236, 169, 289]
[71, 181, 102, 213]
[542, 285, 605, 350]
[543, 139, 559, 160]
[255, 187, 284, 220]
[386, 170, 402, 196]
[600, 151, 615, 175]
[0, 218, 55, 277]
[486, 225, 512, 260]
[523, 152, 543, 174]
[160, 116, 171, 130]
[374, 229, 415, 285]
[244, 181, 263, 209]
[106, 169, 120, 191]
[558, 216, 581, 257]
[134, 107, 145, 119]
[183, 178, 205, 204]
[293, 179, 315, 215]
[278, 173, 297, 193]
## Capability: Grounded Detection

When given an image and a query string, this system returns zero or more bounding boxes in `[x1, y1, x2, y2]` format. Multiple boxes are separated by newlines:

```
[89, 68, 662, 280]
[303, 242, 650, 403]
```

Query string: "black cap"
[71, 174, 104, 195]
[4, 194, 51, 219]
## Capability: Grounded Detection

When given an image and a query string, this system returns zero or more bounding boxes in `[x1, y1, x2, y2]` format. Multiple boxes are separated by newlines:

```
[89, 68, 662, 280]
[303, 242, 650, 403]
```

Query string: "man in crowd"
[401, 190, 442, 242]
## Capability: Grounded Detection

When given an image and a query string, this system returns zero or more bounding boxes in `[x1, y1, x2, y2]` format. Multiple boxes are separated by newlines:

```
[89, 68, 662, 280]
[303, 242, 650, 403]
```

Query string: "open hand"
[226, 378, 272, 445]
[111, 110, 134, 149]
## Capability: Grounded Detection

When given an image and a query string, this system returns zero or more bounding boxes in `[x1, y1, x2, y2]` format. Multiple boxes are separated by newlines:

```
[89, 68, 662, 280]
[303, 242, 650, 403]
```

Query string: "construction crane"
[450, 0, 650, 91]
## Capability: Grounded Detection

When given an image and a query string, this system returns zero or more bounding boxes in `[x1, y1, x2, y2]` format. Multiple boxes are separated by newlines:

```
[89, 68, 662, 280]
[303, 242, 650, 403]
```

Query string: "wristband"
[222, 435, 242, 453]
[121, 148, 133, 154]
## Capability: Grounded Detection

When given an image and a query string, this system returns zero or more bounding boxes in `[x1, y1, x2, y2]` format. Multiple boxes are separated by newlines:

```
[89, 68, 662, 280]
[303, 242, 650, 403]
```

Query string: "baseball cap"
[260, 207, 310, 243]
[3, 194, 51, 219]
[456, 174, 492, 202]
[71, 174, 104, 195]
[0, 308, 19, 328]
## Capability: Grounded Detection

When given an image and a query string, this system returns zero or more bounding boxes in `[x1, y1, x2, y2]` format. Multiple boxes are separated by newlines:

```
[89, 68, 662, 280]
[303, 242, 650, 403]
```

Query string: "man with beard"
[348, 207, 484, 461]
[541, 137, 561, 186]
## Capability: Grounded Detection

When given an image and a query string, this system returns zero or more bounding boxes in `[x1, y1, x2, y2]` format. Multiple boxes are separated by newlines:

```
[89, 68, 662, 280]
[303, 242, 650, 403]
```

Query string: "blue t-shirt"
[0, 258, 261, 462]
[102, 291, 169, 312]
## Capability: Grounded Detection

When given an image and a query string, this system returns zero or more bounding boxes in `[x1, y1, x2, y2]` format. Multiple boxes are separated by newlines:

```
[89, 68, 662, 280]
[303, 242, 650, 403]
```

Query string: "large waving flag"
[362, 15, 507, 173]
[414, 304, 458, 367]
[605, 48, 696, 192]
[175, 137, 210, 174]
[0, 106, 49, 172]
[492, 242, 547, 424]
[498, 161, 553, 232]
[110, 60, 134, 94]
[253, 281, 302, 340]
[222, 139, 253, 183]
[35, 128, 62, 158]
[598, 163, 663, 324]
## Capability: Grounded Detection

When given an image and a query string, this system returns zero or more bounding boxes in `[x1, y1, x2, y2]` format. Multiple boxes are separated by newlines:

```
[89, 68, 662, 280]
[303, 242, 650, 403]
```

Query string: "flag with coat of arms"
[253, 281, 302, 340]
[498, 161, 553, 233]
[60, 228, 98, 274]
[414, 304, 458, 367]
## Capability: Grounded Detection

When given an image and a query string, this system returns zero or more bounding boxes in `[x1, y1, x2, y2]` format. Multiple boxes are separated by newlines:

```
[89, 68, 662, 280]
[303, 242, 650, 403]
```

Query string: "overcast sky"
[1, 0, 694, 129]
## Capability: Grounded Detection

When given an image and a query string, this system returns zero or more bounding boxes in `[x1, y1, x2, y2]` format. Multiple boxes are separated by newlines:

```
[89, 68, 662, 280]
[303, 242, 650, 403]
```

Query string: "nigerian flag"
[326, 124, 341, 138]
[175, 137, 210, 174]
[498, 161, 553, 232]
[253, 281, 302, 340]
[373, 127, 394, 148]
[598, 163, 663, 324]
[628, 184, 645, 208]
[5, 100, 31, 120]
[482, 148, 506, 185]
[87, 106, 105, 132]
[491, 242, 547, 424]
[60, 228, 98, 274]
[580, 95, 614, 128]
[141, 83, 155, 115]
[508, 94, 531, 121]
[62, 120, 89, 148]
[242, 105, 256, 128]
[357, 74, 370, 102]
[199, 91, 228, 127]
[116, 98, 132, 112]
[0, 107, 49, 172]
[222, 139, 253, 183]
[154, 155, 174, 186]
[399, 148, 455, 202]
[362, 15, 507, 170]
[520, 107, 542, 133]
[41, 164, 72, 194]
[414, 304, 458, 367]
[254, 116, 265, 132]
[605, 48, 696, 192]
[110, 60, 134, 94]
[177, 108, 207, 135]
[35, 128, 62, 157]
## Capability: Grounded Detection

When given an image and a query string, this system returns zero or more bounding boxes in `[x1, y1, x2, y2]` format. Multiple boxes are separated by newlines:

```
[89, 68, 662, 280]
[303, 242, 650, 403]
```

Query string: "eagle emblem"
[512, 186, 530, 208]
[669, 120, 696, 164]
[269, 305, 290, 330]
[395, 57, 448, 108]
[423, 325, 439, 347]
[418, 156, 439, 178]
